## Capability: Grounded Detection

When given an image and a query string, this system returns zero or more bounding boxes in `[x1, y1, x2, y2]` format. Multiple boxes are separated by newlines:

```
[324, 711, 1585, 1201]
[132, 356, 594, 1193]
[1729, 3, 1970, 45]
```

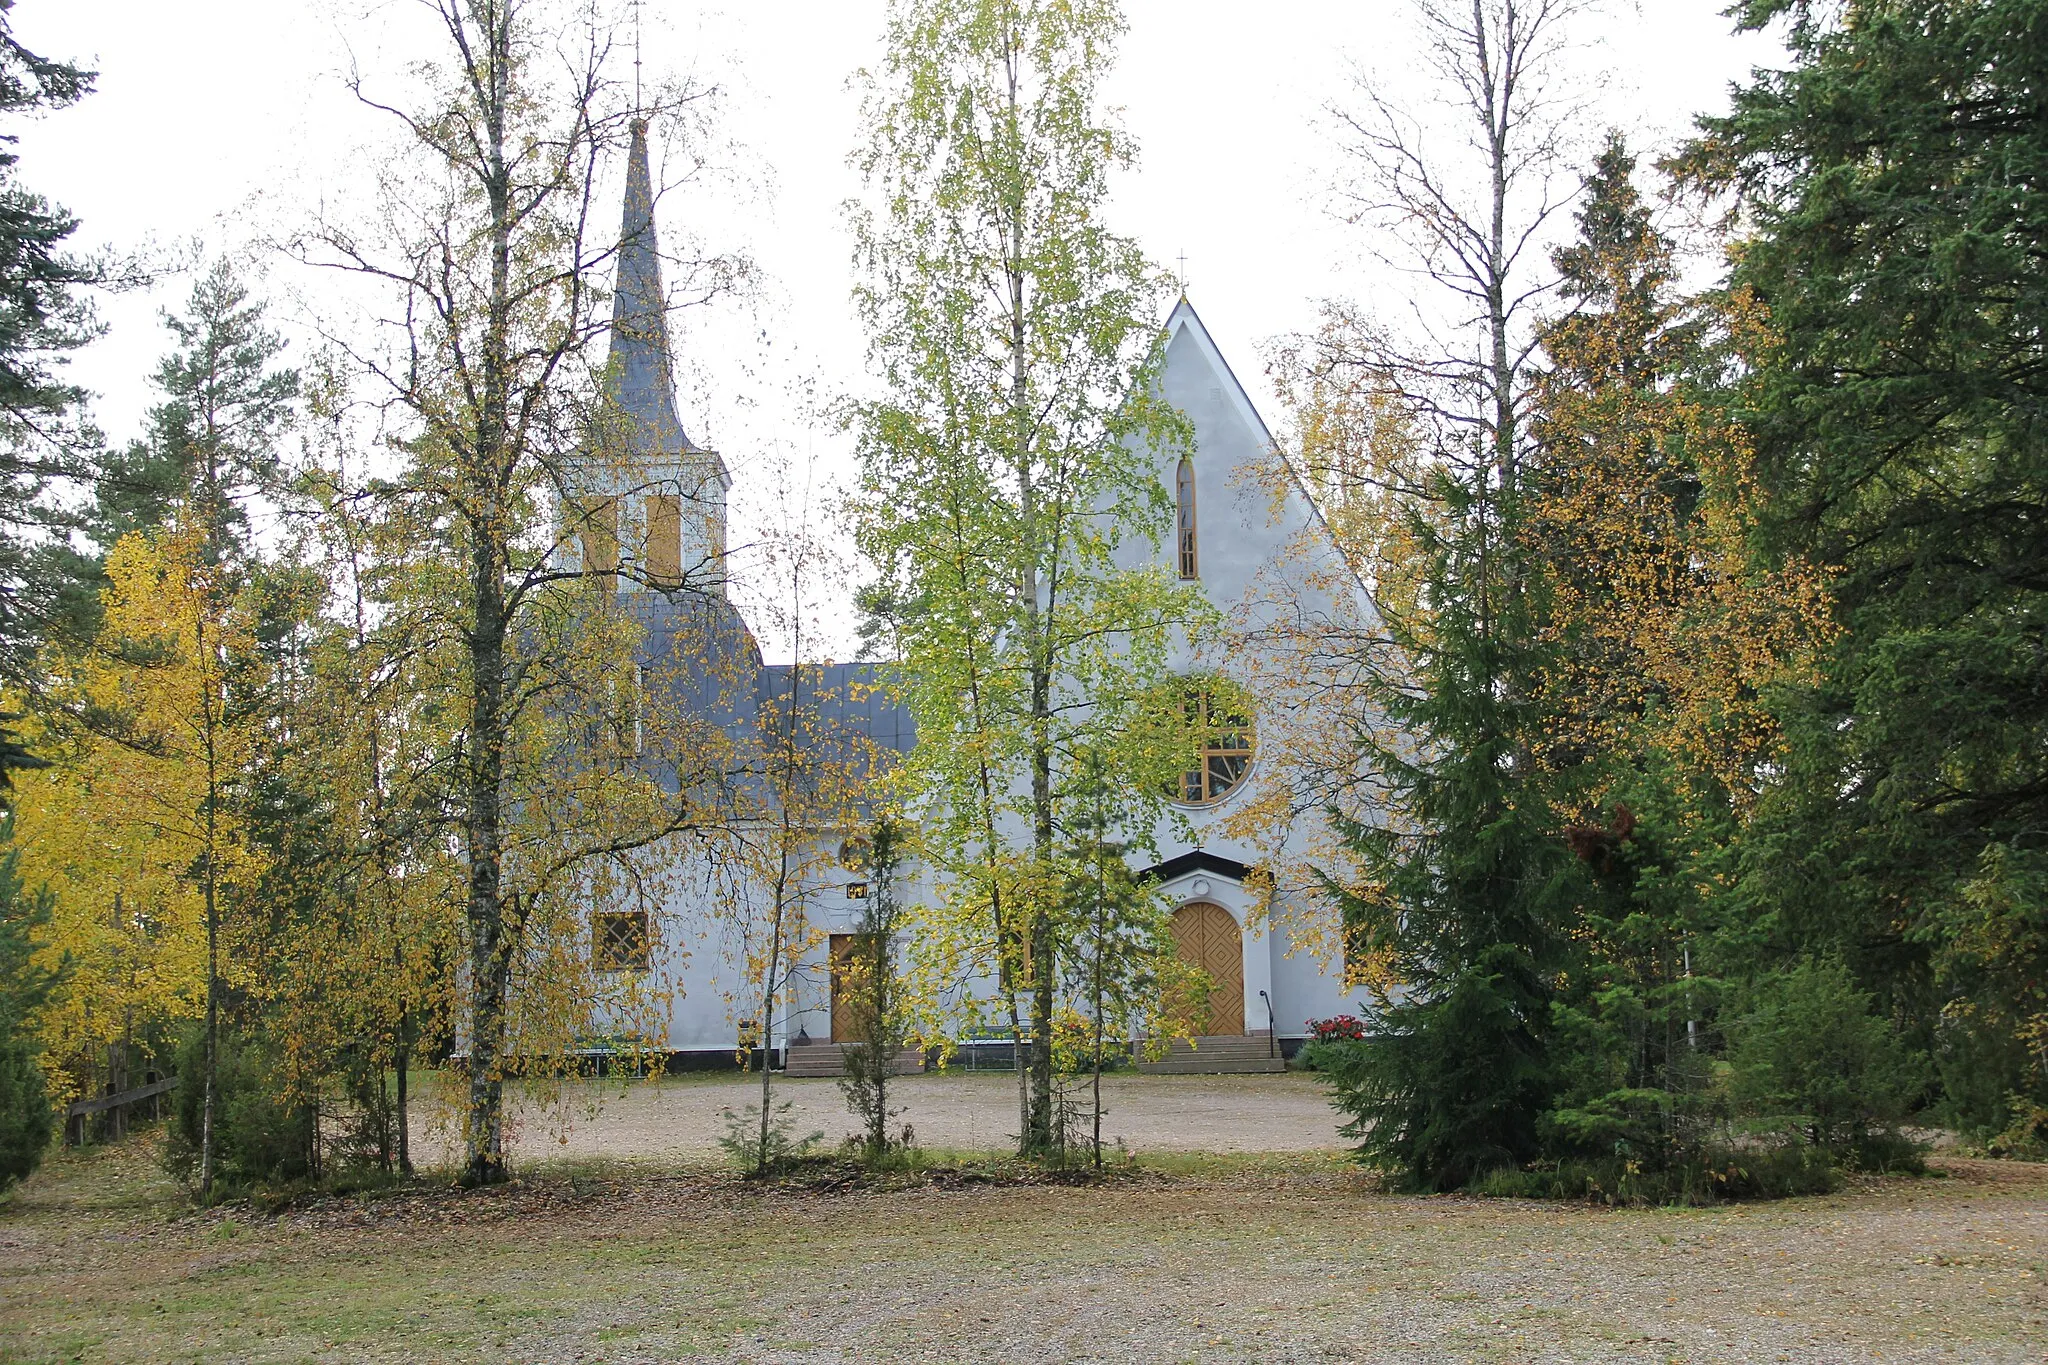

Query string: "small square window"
[593, 911, 650, 971]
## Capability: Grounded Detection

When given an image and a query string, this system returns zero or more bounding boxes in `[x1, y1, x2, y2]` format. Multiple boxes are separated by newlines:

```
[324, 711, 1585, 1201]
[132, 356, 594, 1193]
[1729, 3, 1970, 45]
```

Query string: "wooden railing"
[64, 1074, 178, 1145]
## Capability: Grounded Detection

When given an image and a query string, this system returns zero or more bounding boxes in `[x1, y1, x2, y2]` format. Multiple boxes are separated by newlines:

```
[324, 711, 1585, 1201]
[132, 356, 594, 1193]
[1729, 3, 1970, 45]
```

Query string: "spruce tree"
[0, 841, 58, 1189]
[1313, 479, 1572, 1190]
[1303, 0, 1590, 1194]
[1520, 140, 1726, 1175]
[1681, 0, 2048, 1137]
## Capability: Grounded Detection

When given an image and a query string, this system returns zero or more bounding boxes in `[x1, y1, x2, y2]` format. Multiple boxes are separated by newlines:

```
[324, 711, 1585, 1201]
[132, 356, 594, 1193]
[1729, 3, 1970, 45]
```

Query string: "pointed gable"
[1159, 297, 1278, 460]
[1134, 296, 1362, 609]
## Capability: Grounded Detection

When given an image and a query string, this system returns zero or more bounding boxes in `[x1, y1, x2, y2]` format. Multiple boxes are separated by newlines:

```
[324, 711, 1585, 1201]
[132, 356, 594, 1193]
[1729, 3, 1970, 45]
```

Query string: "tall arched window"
[1176, 457, 1198, 580]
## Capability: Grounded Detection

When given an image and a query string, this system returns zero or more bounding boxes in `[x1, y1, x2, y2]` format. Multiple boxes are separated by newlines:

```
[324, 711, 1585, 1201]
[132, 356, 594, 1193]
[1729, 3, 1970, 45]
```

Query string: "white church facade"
[571, 123, 1362, 1071]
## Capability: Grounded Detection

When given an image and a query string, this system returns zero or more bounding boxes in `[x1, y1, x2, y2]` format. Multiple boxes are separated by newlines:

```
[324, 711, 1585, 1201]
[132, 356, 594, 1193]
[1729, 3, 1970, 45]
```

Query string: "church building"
[573, 121, 1360, 1073]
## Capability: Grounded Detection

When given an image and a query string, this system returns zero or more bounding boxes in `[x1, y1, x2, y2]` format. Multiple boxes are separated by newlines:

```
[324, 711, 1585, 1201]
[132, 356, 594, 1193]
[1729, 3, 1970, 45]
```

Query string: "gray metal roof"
[607, 118, 702, 459]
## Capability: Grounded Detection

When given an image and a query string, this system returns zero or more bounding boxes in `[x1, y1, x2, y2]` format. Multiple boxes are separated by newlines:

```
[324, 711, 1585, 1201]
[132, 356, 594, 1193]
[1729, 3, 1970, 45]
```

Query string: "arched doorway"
[1169, 901, 1244, 1035]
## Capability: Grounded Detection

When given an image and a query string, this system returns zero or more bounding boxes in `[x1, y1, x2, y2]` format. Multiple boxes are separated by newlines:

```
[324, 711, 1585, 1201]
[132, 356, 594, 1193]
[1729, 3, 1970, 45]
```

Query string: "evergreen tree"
[1299, 0, 1589, 1194]
[837, 816, 913, 1161]
[1314, 129, 1841, 1193]
[0, 1, 99, 678]
[1312, 492, 1572, 1190]
[1520, 141, 1750, 1178]
[46, 262, 297, 642]
[0, 839, 59, 1189]
[1680, 0, 2048, 1136]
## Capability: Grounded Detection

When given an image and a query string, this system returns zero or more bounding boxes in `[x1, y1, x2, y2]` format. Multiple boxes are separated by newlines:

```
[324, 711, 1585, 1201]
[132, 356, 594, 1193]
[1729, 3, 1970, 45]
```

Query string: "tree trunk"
[461, 578, 510, 1184]
[198, 613, 221, 1203]
[867, 929, 889, 1154]
[460, 4, 517, 1188]
[756, 893, 782, 1174]
[1091, 858, 1105, 1171]
[396, 1009, 413, 1176]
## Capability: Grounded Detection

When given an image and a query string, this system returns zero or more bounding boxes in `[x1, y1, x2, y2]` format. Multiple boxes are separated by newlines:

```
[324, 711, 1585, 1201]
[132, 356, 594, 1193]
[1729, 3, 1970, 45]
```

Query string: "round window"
[1170, 683, 1254, 807]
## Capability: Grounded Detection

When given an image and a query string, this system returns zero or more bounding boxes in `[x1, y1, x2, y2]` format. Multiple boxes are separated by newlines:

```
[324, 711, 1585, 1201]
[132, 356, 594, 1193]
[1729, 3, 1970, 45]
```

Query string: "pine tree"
[47, 262, 298, 639]
[0, 2, 100, 678]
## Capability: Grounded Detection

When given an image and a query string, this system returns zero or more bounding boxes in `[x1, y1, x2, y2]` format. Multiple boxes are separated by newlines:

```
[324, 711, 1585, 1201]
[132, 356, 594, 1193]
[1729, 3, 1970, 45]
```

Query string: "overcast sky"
[16, 1, 1784, 655]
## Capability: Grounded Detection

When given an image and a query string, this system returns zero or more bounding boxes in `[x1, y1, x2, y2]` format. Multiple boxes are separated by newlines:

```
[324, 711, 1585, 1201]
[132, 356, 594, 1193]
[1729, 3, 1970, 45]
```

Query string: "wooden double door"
[830, 933, 881, 1041]
[1169, 902, 1244, 1035]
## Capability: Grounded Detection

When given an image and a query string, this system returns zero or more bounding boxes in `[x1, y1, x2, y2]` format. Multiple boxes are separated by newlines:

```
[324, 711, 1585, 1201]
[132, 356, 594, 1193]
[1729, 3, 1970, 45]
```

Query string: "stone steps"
[783, 1043, 927, 1079]
[1135, 1034, 1286, 1074]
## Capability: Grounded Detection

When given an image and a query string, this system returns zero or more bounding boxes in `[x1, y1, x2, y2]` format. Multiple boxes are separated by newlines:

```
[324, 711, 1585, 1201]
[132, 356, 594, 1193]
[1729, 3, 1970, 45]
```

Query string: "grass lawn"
[2, 1133, 2044, 1364]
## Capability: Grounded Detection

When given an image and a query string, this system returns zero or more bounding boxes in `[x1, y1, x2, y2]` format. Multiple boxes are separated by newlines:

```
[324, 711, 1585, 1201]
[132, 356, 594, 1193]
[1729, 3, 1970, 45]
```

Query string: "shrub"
[1987, 1094, 2048, 1161]
[0, 846, 58, 1191]
[166, 1025, 318, 1194]
[1726, 957, 1929, 1161]
[1474, 1143, 1839, 1205]
[0, 1029, 50, 1189]
[717, 1101, 822, 1177]
[321, 1042, 404, 1180]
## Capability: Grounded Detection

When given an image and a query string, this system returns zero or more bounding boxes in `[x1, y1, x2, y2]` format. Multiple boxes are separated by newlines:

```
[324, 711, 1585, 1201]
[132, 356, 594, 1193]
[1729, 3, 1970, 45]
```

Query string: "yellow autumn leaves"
[10, 526, 255, 1105]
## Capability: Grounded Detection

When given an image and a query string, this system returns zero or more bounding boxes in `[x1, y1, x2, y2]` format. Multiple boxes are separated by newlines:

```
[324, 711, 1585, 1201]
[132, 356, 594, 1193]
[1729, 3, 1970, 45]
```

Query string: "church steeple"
[567, 115, 729, 600]
[609, 116, 699, 455]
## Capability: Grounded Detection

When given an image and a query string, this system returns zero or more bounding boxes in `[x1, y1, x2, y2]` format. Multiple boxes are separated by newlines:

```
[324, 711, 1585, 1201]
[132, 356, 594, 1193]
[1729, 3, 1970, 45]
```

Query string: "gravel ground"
[413, 1070, 1349, 1165]
[4, 1131, 2045, 1364]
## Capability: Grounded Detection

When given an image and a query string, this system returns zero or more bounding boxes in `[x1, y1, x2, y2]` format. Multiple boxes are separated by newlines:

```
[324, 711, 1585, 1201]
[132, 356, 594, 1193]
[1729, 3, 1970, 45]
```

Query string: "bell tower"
[568, 115, 729, 596]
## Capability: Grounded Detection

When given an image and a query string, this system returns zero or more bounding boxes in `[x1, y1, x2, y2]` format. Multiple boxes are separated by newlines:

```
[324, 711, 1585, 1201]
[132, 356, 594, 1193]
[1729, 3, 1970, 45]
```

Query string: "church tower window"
[645, 493, 682, 588]
[707, 499, 726, 588]
[578, 496, 618, 594]
[1176, 457, 1198, 580]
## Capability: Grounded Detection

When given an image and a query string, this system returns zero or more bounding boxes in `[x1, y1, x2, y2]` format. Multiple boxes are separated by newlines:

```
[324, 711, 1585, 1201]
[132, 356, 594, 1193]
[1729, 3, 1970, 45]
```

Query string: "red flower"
[1308, 1014, 1366, 1042]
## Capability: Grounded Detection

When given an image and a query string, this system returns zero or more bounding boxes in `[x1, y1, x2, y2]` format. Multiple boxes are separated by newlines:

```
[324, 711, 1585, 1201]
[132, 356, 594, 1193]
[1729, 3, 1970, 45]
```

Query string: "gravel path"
[5, 1140, 2044, 1364]
[414, 1070, 1348, 1166]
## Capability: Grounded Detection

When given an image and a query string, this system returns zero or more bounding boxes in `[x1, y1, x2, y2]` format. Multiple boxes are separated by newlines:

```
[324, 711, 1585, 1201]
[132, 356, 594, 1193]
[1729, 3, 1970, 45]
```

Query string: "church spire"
[608, 116, 698, 454]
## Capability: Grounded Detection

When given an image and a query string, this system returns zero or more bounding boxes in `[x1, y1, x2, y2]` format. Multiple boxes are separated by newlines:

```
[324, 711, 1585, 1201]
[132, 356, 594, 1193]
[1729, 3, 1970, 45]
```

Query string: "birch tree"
[712, 457, 880, 1177]
[10, 264, 296, 1198]
[14, 526, 257, 1180]
[309, 0, 743, 1185]
[849, 0, 1197, 1157]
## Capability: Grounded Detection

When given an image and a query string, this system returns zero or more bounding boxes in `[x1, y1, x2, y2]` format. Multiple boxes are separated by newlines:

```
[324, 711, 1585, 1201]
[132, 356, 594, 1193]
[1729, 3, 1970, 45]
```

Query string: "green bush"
[0, 1028, 51, 1189]
[1987, 1093, 2048, 1161]
[166, 1025, 317, 1194]
[717, 1100, 822, 1177]
[1726, 957, 1929, 1161]
[1475, 1143, 1839, 1205]
[0, 845, 58, 1191]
